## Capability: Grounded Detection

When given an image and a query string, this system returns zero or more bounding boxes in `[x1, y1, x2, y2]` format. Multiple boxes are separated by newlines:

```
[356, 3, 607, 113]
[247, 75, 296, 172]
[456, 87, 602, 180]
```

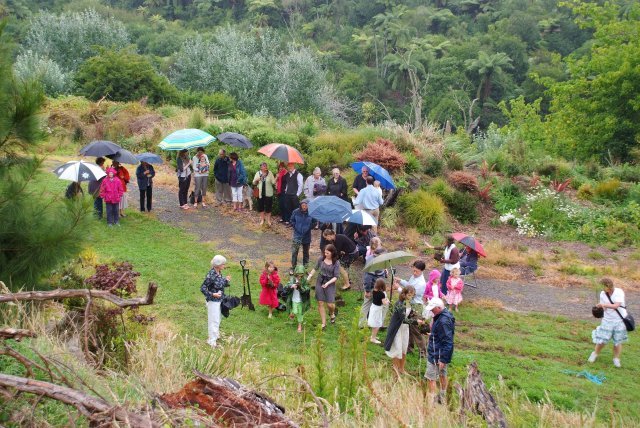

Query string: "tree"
[0, 22, 93, 290]
[75, 49, 177, 104]
[13, 50, 70, 96]
[465, 50, 513, 102]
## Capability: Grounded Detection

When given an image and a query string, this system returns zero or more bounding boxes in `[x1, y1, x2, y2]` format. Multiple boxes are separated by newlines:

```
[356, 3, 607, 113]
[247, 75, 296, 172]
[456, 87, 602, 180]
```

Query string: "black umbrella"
[53, 160, 106, 182]
[216, 132, 253, 149]
[80, 140, 123, 157]
[107, 149, 138, 165]
[135, 152, 163, 164]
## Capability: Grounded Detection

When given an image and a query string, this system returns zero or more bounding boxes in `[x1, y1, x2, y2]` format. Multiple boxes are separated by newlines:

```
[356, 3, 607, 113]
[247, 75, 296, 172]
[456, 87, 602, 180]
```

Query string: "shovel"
[239, 259, 255, 311]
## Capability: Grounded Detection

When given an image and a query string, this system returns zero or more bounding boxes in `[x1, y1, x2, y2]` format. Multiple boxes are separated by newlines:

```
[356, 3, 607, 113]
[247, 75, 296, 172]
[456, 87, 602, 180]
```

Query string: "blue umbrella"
[308, 196, 352, 223]
[158, 129, 216, 151]
[135, 152, 164, 164]
[351, 161, 396, 190]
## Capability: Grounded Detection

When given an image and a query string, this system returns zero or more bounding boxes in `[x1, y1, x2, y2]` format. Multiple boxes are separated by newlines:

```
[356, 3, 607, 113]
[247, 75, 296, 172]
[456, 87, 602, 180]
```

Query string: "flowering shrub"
[354, 137, 406, 172]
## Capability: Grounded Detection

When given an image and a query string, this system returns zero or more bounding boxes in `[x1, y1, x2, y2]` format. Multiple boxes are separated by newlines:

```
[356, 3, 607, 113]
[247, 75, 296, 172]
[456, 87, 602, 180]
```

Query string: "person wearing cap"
[200, 255, 231, 348]
[283, 265, 311, 333]
[424, 297, 455, 403]
[290, 199, 316, 269]
[252, 162, 277, 226]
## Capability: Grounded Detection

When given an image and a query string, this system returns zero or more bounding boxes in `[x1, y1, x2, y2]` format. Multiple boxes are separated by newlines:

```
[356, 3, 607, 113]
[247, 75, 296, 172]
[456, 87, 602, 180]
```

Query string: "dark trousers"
[178, 176, 191, 206]
[291, 240, 310, 268]
[408, 324, 427, 356]
[139, 187, 152, 211]
[106, 203, 119, 225]
[93, 197, 103, 219]
[284, 194, 299, 222]
[440, 268, 451, 295]
[278, 193, 287, 220]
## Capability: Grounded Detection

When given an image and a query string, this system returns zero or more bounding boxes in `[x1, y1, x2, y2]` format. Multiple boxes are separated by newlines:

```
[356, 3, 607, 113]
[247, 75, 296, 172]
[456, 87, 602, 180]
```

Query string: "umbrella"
[135, 152, 163, 164]
[363, 250, 416, 299]
[107, 149, 138, 165]
[158, 129, 216, 151]
[308, 196, 352, 223]
[80, 140, 122, 157]
[53, 160, 106, 182]
[258, 143, 305, 164]
[351, 161, 396, 190]
[343, 209, 377, 226]
[216, 132, 253, 149]
[451, 232, 487, 257]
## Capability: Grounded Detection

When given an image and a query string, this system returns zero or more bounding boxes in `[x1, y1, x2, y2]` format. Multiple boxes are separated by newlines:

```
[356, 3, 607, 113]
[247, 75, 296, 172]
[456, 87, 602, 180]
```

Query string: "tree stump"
[456, 362, 508, 428]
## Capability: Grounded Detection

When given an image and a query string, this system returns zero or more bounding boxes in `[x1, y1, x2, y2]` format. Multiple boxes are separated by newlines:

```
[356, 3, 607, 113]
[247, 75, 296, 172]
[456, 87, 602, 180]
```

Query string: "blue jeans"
[106, 203, 119, 225]
[440, 268, 451, 295]
[94, 197, 103, 219]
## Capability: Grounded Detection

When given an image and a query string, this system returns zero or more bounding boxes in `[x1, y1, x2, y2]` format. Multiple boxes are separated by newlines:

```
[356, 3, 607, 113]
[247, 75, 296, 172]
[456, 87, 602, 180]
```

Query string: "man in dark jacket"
[290, 199, 316, 269]
[424, 297, 455, 403]
[88, 157, 106, 219]
[213, 149, 231, 204]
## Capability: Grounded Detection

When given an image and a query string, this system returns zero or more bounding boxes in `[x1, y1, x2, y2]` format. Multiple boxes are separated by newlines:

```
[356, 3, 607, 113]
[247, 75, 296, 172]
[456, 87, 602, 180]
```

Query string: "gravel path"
[142, 182, 638, 320]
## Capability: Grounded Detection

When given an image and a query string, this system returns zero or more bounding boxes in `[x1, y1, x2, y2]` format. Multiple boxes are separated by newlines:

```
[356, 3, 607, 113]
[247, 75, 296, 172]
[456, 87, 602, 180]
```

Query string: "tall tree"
[465, 50, 512, 102]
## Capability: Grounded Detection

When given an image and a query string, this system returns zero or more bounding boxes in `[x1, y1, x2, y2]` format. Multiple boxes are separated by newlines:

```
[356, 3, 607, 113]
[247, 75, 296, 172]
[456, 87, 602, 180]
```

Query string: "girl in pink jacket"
[100, 167, 124, 226]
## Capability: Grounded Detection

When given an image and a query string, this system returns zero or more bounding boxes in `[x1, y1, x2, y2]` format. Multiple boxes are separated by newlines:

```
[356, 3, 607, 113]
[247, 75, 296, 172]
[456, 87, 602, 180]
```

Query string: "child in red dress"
[259, 261, 280, 318]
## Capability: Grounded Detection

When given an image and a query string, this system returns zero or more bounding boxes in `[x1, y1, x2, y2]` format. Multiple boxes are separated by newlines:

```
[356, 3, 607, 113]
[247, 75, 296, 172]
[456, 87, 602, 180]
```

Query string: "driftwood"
[0, 373, 159, 427]
[455, 362, 508, 428]
[0, 328, 36, 341]
[0, 282, 158, 307]
[160, 370, 298, 427]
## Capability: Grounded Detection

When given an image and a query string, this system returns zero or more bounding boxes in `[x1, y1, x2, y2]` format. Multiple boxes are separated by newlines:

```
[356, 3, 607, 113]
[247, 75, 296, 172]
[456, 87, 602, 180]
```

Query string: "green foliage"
[380, 206, 398, 229]
[74, 49, 177, 104]
[576, 183, 594, 200]
[427, 177, 454, 201]
[491, 180, 524, 213]
[446, 152, 464, 171]
[176, 91, 236, 117]
[399, 190, 446, 234]
[608, 164, 640, 183]
[13, 50, 70, 96]
[187, 108, 205, 129]
[305, 149, 345, 172]
[446, 190, 480, 224]
[594, 178, 623, 201]
[423, 155, 445, 176]
[535, 159, 573, 181]
[403, 151, 421, 173]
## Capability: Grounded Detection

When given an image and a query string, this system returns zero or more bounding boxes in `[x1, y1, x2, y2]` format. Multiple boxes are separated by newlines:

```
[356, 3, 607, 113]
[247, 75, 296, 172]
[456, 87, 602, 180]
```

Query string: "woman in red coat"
[259, 261, 281, 318]
[112, 161, 130, 218]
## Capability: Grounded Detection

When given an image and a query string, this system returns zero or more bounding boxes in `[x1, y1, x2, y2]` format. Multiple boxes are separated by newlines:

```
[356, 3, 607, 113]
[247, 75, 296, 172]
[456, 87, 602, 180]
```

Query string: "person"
[99, 167, 123, 227]
[423, 269, 444, 302]
[353, 176, 384, 233]
[326, 168, 348, 202]
[282, 163, 303, 224]
[88, 157, 106, 219]
[307, 244, 340, 329]
[283, 265, 311, 333]
[290, 199, 316, 269]
[368, 278, 390, 344]
[354, 226, 376, 260]
[192, 147, 210, 208]
[373, 180, 383, 198]
[252, 162, 276, 226]
[424, 297, 455, 403]
[259, 261, 280, 319]
[135, 161, 155, 212]
[394, 260, 428, 356]
[445, 268, 464, 312]
[200, 255, 231, 348]
[276, 162, 288, 223]
[588, 278, 628, 367]
[438, 235, 460, 295]
[359, 237, 387, 327]
[460, 245, 479, 275]
[65, 181, 83, 199]
[112, 160, 130, 218]
[228, 152, 247, 212]
[352, 165, 370, 205]
[177, 149, 192, 210]
[384, 285, 423, 376]
[213, 149, 231, 205]
[322, 229, 359, 290]
[304, 167, 326, 201]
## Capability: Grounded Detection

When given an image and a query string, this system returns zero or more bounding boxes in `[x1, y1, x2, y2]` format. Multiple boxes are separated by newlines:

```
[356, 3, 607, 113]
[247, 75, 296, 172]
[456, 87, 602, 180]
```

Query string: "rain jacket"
[99, 171, 124, 204]
[227, 159, 247, 186]
[283, 275, 311, 315]
[384, 300, 418, 352]
[290, 207, 316, 244]
[136, 164, 155, 190]
[213, 156, 229, 183]
[427, 308, 455, 364]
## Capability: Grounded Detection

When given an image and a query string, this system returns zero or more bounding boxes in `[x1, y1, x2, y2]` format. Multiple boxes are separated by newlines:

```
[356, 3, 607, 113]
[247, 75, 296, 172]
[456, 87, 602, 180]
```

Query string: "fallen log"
[159, 371, 298, 427]
[0, 373, 159, 427]
[456, 362, 508, 428]
[0, 282, 158, 308]
[0, 328, 36, 341]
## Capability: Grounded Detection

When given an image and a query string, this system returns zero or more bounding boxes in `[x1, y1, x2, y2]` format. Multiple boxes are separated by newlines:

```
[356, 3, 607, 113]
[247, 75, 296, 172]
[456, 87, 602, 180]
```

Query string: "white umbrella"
[53, 160, 106, 182]
[343, 209, 377, 226]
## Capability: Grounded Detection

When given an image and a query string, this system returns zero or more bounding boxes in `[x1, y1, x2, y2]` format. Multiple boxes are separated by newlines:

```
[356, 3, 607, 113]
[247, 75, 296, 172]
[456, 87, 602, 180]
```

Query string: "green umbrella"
[363, 250, 415, 299]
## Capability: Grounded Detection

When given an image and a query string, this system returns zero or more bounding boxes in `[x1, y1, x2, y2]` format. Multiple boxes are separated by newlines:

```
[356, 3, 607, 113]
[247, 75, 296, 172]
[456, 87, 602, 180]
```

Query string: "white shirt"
[399, 274, 426, 306]
[444, 244, 460, 271]
[292, 289, 302, 303]
[601, 288, 627, 323]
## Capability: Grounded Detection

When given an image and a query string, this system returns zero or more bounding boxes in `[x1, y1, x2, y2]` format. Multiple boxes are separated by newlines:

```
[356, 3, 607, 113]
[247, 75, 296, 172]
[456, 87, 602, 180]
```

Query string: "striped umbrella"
[258, 143, 305, 164]
[158, 129, 216, 151]
[53, 160, 106, 182]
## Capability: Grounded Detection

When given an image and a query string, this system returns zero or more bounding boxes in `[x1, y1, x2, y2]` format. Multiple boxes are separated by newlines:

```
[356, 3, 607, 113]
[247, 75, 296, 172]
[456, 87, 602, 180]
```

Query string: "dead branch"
[0, 345, 49, 378]
[0, 328, 36, 341]
[0, 373, 160, 427]
[456, 362, 507, 428]
[0, 282, 158, 308]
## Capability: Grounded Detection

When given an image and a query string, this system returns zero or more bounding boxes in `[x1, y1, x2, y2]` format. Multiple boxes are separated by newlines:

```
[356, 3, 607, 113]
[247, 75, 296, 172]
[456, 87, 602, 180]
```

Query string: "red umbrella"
[451, 233, 487, 257]
[258, 143, 305, 164]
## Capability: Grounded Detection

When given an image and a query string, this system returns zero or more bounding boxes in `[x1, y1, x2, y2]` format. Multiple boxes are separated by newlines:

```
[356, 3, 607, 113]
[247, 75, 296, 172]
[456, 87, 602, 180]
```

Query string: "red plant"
[480, 160, 495, 180]
[354, 137, 406, 172]
[447, 170, 479, 192]
[529, 174, 541, 188]
[551, 178, 572, 193]
[85, 262, 140, 297]
[478, 182, 493, 202]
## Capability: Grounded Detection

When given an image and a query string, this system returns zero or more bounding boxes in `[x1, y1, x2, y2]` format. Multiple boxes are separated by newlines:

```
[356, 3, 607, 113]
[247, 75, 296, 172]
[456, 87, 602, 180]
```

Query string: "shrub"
[187, 109, 206, 129]
[423, 155, 444, 177]
[427, 178, 454, 201]
[201, 92, 236, 116]
[535, 159, 573, 180]
[594, 178, 623, 201]
[247, 127, 300, 148]
[311, 128, 381, 154]
[380, 207, 398, 229]
[447, 190, 480, 224]
[399, 191, 446, 234]
[577, 183, 594, 200]
[486, 151, 524, 177]
[446, 152, 464, 171]
[403, 152, 421, 174]
[628, 183, 640, 204]
[305, 149, 348, 171]
[354, 137, 406, 172]
[447, 171, 478, 192]
[491, 180, 524, 213]
[607, 164, 640, 183]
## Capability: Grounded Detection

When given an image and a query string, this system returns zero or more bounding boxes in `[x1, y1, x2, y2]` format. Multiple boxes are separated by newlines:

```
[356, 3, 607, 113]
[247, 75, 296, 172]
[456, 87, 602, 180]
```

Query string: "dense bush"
[424, 155, 445, 176]
[535, 159, 573, 180]
[399, 190, 446, 234]
[247, 127, 301, 148]
[427, 178, 454, 201]
[447, 171, 478, 192]
[446, 153, 464, 171]
[305, 148, 346, 171]
[446, 191, 480, 224]
[13, 50, 70, 96]
[311, 128, 381, 158]
[403, 152, 421, 173]
[577, 183, 594, 200]
[354, 138, 406, 172]
[176, 91, 236, 117]
[380, 207, 399, 229]
[594, 178, 624, 201]
[608, 164, 640, 183]
[491, 180, 524, 213]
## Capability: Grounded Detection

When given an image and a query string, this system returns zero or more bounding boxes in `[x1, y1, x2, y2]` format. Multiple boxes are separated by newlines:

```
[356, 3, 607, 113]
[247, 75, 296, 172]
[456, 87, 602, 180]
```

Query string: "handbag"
[605, 292, 635, 332]
[252, 186, 259, 198]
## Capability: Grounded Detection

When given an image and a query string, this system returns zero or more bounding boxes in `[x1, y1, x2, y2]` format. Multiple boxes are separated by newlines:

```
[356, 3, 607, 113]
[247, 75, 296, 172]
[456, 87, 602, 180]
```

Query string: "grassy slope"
[35, 170, 640, 424]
